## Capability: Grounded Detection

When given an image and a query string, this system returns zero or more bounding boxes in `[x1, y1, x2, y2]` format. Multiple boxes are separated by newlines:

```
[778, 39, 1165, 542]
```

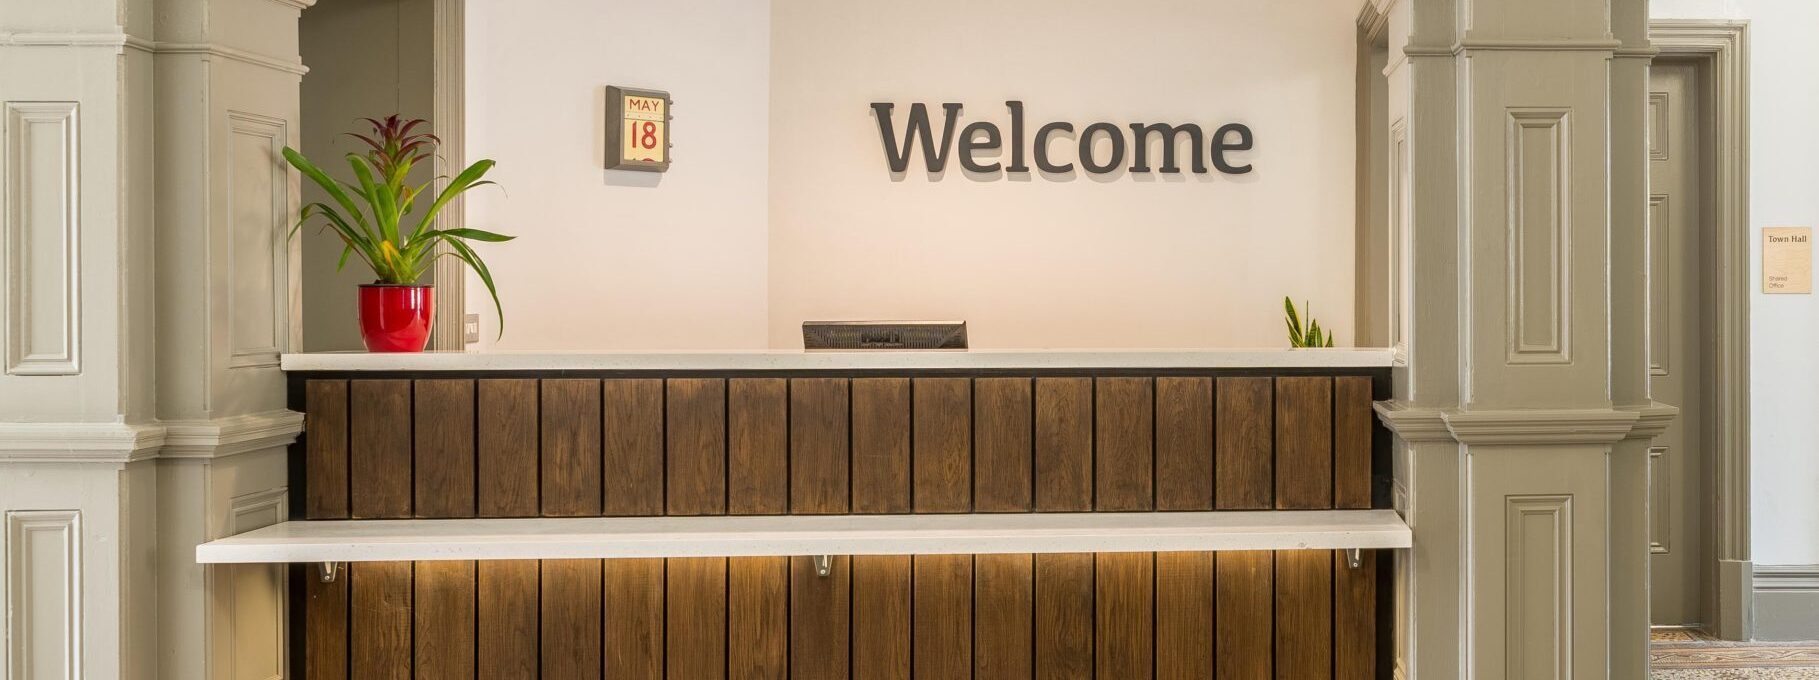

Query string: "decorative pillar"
[1372, 0, 1669, 677]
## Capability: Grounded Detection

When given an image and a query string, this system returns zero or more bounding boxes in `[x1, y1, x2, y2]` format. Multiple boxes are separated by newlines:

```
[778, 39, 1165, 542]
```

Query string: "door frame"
[1649, 19, 1751, 641]
[428, 0, 469, 349]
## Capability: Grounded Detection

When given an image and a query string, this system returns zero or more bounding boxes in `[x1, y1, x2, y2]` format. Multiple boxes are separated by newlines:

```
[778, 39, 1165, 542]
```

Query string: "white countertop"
[196, 510, 1410, 563]
[280, 348, 1396, 372]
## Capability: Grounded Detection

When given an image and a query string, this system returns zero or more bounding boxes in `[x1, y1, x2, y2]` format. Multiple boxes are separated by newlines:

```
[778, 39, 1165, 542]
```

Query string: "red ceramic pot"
[358, 284, 433, 352]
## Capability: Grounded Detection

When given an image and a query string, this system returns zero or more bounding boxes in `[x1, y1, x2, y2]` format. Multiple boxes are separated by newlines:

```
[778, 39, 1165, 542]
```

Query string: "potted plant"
[284, 115, 513, 352]
[1284, 297, 1334, 348]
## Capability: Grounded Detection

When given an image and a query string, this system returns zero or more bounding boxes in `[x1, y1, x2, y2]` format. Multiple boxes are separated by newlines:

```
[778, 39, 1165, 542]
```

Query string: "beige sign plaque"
[1763, 226, 1812, 294]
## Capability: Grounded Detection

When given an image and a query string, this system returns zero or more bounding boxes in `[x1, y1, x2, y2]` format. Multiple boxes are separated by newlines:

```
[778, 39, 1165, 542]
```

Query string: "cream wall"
[767, 0, 1360, 348]
[464, 0, 771, 350]
[1651, 0, 1819, 567]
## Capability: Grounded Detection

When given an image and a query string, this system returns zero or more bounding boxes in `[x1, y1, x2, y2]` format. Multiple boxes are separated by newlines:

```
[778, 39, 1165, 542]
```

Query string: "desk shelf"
[196, 509, 1409, 564]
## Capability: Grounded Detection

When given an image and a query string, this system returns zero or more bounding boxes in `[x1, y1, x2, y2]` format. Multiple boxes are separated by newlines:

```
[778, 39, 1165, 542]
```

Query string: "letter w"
[871, 103, 963, 173]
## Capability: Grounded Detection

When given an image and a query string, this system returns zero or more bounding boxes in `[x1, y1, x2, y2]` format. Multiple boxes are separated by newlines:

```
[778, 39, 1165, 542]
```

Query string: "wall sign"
[1763, 226, 1811, 294]
[871, 100, 1253, 176]
[605, 86, 671, 172]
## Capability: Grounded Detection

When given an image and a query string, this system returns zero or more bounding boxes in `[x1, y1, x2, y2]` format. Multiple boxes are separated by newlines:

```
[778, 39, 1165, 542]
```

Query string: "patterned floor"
[1652, 628, 1819, 679]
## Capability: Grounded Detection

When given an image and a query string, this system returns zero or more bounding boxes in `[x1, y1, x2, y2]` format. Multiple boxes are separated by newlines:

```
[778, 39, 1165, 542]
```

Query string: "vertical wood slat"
[604, 379, 664, 516]
[727, 378, 788, 515]
[668, 557, 728, 680]
[415, 379, 476, 518]
[1216, 377, 1274, 510]
[913, 378, 973, 513]
[668, 379, 728, 516]
[974, 378, 1033, 512]
[477, 560, 538, 680]
[1276, 550, 1334, 680]
[1095, 377, 1155, 511]
[1096, 552, 1154, 680]
[791, 555, 851, 680]
[728, 556, 788, 680]
[1216, 551, 1274, 680]
[1275, 377, 1334, 510]
[975, 554, 1034, 679]
[853, 555, 911, 680]
[603, 558, 665, 680]
[305, 379, 349, 519]
[477, 380, 539, 517]
[543, 559, 604, 680]
[1156, 377, 1214, 511]
[1335, 551, 1377, 680]
[851, 378, 911, 514]
[351, 380, 413, 518]
[305, 567, 348, 680]
[1035, 553, 1094, 680]
[415, 561, 476, 679]
[1155, 552, 1214, 680]
[790, 378, 850, 514]
[1035, 377, 1093, 512]
[542, 379, 603, 517]
[914, 554, 973, 680]
[1335, 376, 1375, 510]
[350, 561, 413, 680]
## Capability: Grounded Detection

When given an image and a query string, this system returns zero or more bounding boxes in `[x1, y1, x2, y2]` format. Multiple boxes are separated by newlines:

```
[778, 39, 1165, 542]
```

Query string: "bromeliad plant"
[1284, 297, 1335, 348]
[283, 115, 514, 328]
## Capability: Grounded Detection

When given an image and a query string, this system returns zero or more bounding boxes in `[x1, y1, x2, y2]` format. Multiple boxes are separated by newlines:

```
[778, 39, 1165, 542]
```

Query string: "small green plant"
[1284, 297, 1334, 348]
[283, 115, 513, 330]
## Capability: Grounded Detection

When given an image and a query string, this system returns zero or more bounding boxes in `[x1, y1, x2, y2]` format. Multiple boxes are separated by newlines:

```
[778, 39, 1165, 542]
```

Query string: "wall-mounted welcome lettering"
[871, 100, 1253, 175]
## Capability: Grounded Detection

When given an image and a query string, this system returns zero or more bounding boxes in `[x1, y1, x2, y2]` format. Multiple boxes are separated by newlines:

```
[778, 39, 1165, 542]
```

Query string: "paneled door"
[1647, 60, 1711, 628]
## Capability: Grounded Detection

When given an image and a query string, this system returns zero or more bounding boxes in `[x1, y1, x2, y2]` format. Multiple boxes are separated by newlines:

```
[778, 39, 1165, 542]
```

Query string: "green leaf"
[283, 147, 374, 240]
[410, 159, 496, 240]
[1283, 296, 1303, 345]
[443, 236, 507, 338]
[438, 228, 516, 242]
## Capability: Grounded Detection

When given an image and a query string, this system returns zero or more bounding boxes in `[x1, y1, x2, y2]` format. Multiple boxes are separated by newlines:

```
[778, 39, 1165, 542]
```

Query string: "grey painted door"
[1647, 61, 1709, 628]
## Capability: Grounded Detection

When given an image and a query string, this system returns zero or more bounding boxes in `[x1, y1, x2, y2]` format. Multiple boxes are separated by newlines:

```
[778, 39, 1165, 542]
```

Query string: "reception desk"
[263, 349, 1399, 679]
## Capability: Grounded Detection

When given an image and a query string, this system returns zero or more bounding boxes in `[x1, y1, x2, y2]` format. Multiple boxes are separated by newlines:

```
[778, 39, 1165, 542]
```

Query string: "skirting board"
[1754, 564, 1819, 641]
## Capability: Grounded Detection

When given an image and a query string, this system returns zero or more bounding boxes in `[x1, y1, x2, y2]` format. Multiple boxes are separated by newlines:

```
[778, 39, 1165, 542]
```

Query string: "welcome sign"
[871, 100, 1253, 175]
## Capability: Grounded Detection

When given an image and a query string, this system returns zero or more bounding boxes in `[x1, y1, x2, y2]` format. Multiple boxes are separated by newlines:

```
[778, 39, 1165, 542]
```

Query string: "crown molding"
[162, 410, 304, 460]
[1372, 402, 1454, 443]
[0, 422, 167, 464]
[1621, 402, 1680, 440]
[1442, 408, 1639, 446]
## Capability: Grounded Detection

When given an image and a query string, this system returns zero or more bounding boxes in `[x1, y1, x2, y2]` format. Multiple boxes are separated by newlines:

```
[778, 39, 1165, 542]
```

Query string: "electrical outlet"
[463, 314, 480, 344]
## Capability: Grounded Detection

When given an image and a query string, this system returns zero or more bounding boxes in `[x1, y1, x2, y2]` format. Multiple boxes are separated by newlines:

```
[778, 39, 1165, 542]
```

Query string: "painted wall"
[1651, 0, 1819, 565]
[766, 0, 1360, 348]
[463, 0, 771, 350]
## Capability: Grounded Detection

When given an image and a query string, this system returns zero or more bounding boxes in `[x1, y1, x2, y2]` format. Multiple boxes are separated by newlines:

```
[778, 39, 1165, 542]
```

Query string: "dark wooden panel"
[603, 379, 664, 516]
[477, 560, 539, 680]
[304, 565, 347, 680]
[789, 378, 850, 514]
[790, 555, 850, 680]
[1095, 552, 1154, 680]
[727, 379, 788, 515]
[1216, 551, 1273, 680]
[851, 378, 911, 514]
[305, 380, 349, 520]
[602, 558, 664, 680]
[667, 379, 728, 516]
[913, 378, 972, 513]
[727, 556, 788, 680]
[975, 554, 1034, 680]
[1095, 378, 1154, 511]
[853, 555, 911, 680]
[350, 380, 412, 518]
[415, 561, 476, 679]
[913, 554, 973, 680]
[668, 557, 728, 680]
[477, 380, 539, 517]
[1035, 553, 1094, 680]
[1335, 551, 1376, 680]
[543, 559, 604, 680]
[1156, 377, 1215, 511]
[974, 378, 1034, 512]
[350, 561, 412, 680]
[1216, 378, 1273, 510]
[415, 380, 476, 518]
[1335, 376, 1374, 510]
[542, 380, 603, 517]
[1035, 378, 1093, 512]
[1156, 552, 1214, 680]
[1276, 550, 1333, 680]
[1275, 377, 1334, 510]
